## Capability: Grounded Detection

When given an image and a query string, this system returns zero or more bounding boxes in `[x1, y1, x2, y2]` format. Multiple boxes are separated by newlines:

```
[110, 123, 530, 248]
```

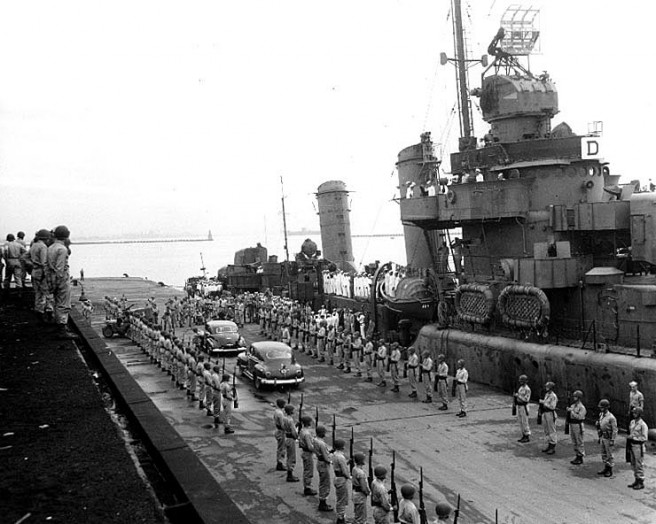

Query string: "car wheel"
[102, 326, 114, 338]
[255, 377, 263, 390]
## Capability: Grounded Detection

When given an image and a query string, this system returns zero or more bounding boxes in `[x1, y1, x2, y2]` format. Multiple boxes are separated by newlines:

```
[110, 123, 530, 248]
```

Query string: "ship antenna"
[280, 176, 290, 262]
[200, 252, 207, 278]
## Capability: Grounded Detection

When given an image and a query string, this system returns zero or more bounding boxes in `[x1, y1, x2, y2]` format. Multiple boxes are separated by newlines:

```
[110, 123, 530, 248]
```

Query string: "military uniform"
[454, 363, 468, 416]
[298, 422, 316, 493]
[376, 342, 388, 386]
[421, 355, 433, 402]
[436, 358, 449, 409]
[371, 476, 392, 524]
[389, 344, 401, 391]
[516, 381, 531, 441]
[398, 497, 420, 524]
[282, 409, 299, 480]
[407, 350, 419, 398]
[273, 404, 286, 469]
[46, 237, 71, 327]
[540, 386, 558, 452]
[351, 459, 370, 524]
[219, 376, 235, 434]
[568, 396, 587, 463]
[351, 334, 363, 376]
[29, 235, 51, 315]
[627, 413, 648, 489]
[332, 446, 351, 522]
[363, 339, 374, 381]
[596, 403, 617, 475]
[313, 431, 333, 510]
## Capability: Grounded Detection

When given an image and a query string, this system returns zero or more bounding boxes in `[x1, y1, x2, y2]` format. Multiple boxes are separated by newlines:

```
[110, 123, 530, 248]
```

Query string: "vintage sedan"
[236, 341, 304, 390]
[204, 320, 246, 355]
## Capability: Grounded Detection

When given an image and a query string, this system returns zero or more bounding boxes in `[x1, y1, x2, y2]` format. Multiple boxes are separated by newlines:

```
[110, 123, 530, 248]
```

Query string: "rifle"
[453, 493, 461, 524]
[367, 438, 373, 497]
[626, 437, 632, 463]
[537, 402, 543, 425]
[433, 361, 439, 392]
[418, 467, 427, 524]
[332, 414, 336, 448]
[232, 367, 239, 409]
[512, 381, 517, 416]
[451, 371, 457, 397]
[287, 389, 291, 405]
[222, 357, 226, 375]
[297, 393, 304, 430]
[403, 361, 408, 379]
[315, 406, 319, 429]
[564, 391, 571, 435]
[348, 427, 354, 470]
[418, 359, 423, 383]
[389, 451, 399, 523]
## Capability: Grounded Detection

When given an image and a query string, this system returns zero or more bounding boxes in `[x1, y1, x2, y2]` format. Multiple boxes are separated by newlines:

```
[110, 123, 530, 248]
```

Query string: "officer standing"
[371, 465, 392, 524]
[515, 375, 531, 443]
[398, 484, 420, 524]
[539, 381, 558, 454]
[421, 351, 433, 403]
[376, 339, 388, 387]
[219, 373, 235, 434]
[273, 398, 287, 471]
[298, 415, 317, 495]
[313, 425, 333, 512]
[331, 439, 351, 524]
[454, 359, 469, 417]
[282, 405, 299, 482]
[436, 354, 449, 410]
[407, 347, 419, 399]
[627, 407, 648, 490]
[46, 226, 75, 339]
[389, 343, 402, 392]
[351, 452, 370, 524]
[596, 399, 617, 477]
[567, 390, 587, 464]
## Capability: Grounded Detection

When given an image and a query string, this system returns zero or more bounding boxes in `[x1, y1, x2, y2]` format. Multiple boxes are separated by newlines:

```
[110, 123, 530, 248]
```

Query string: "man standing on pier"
[46, 226, 76, 339]
[539, 381, 558, 453]
[515, 375, 531, 443]
[596, 399, 617, 477]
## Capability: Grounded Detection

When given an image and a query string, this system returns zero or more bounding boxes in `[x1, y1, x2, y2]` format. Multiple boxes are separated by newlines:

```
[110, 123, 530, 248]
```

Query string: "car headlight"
[265, 371, 272, 378]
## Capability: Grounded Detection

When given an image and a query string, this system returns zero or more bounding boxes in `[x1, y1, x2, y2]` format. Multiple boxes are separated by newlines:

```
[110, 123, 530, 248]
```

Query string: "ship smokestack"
[316, 180, 356, 272]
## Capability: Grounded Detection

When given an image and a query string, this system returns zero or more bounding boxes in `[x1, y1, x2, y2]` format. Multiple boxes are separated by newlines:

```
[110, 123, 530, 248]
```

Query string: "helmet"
[300, 415, 312, 426]
[53, 225, 70, 239]
[629, 381, 638, 387]
[353, 452, 365, 464]
[374, 465, 387, 479]
[545, 381, 555, 390]
[284, 405, 294, 415]
[276, 398, 287, 408]
[6, 234, 15, 241]
[333, 439, 345, 450]
[212, 366, 221, 373]
[598, 399, 610, 409]
[222, 373, 231, 382]
[35, 229, 51, 240]
[435, 501, 453, 518]
[400, 484, 416, 498]
[572, 390, 583, 398]
[519, 375, 528, 383]
[316, 425, 327, 437]
[437, 354, 445, 361]
[632, 407, 644, 417]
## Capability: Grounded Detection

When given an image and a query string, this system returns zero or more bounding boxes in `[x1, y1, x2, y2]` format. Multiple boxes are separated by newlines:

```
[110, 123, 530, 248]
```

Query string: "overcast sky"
[1, 0, 653, 241]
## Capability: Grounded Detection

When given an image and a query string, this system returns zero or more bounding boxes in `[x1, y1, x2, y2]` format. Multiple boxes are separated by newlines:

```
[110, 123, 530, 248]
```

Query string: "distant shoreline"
[74, 238, 213, 245]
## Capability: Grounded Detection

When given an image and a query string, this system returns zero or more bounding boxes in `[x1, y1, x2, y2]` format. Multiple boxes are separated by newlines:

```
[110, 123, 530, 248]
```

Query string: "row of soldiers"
[126, 313, 238, 434]
[273, 398, 456, 524]
[514, 376, 649, 489]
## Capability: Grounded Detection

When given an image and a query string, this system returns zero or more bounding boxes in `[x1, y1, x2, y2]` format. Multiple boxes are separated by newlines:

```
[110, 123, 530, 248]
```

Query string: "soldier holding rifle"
[567, 390, 587, 465]
[539, 381, 557, 453]
[514, 375, 531, 443]
[282, 405, 299, 482]
[351, 452, 370, 524]
[398, 484, 421, 524]
[298, 415, 317, 495]
[219, 373, 235, 434]
[313, 425, 333, 512]
[371, 465, 392, 524]
[273, 398, 287, 471]
[332, 439, 351, 524]
[596, 399, 617, 477]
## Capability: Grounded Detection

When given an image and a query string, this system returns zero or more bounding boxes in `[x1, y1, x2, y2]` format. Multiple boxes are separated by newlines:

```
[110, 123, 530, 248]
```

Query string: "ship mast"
[280, 176, 290, 262]
[452, 0, 474, 141]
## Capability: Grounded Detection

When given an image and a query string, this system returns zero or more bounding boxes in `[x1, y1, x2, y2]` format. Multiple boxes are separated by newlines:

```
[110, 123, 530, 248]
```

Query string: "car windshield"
[264, 348, 292, 361]
[212, 326, 237, 334]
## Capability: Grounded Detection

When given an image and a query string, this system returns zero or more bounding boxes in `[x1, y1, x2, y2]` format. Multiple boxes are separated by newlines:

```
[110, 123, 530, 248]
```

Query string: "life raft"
[498, 284, 550, 329]
[454, 284, 495, 324]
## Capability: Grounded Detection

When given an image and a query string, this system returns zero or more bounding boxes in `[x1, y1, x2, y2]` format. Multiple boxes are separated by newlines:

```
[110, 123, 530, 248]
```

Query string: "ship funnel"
[316, 180, 356, 272]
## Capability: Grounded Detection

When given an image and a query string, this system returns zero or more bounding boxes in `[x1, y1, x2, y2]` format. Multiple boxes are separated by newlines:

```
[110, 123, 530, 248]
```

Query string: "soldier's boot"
[391, 385, 400, 392]
[456, 411, 467, 417]
[633, 479, 644, 490]
[541, 443, 555, 454]
[355, 372, 362, 377]
[439, 403, 448, 411]
[303, 487, 317, 496]
[365, 377, 373, 382]
[276, 463, 286, 471]
[604, 466, 613, 477]
[318, 500, 333, 512]
[377, 380, 387, 387]
[408, 391, 417, 398]
[422, 397, 432, 404]
[344, 368, 351, 374]
[213, 417, 221, 429]
[628, 479, 639, 488]
[286, 472, 300, 483]
[336, 518, 346, 524]
[318, 357, 326, 363]
[570, 455, 583, 465]
[597, 465, 609, 475]
[206, 409, 213, 417]
[337, 364, 344, 370]
[518, 435, 530, 443]
[545, 444, 556, 455]
[224, 426, 235, 434]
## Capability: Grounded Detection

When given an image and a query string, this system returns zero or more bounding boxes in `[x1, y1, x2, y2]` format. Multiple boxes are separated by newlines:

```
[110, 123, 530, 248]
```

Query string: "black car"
[236, 341, 304, 390]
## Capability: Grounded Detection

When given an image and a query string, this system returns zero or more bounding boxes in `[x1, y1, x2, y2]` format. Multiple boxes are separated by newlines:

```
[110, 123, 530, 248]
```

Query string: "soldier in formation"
[539, 381, 558, 454]
[567, 390, 587, 464]
[596, 399, 617, 477]
[627, 407, 648, 490]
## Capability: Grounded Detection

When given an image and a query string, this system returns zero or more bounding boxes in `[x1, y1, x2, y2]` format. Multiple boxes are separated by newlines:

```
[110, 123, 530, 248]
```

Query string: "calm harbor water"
[69, 233, 407, 288]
